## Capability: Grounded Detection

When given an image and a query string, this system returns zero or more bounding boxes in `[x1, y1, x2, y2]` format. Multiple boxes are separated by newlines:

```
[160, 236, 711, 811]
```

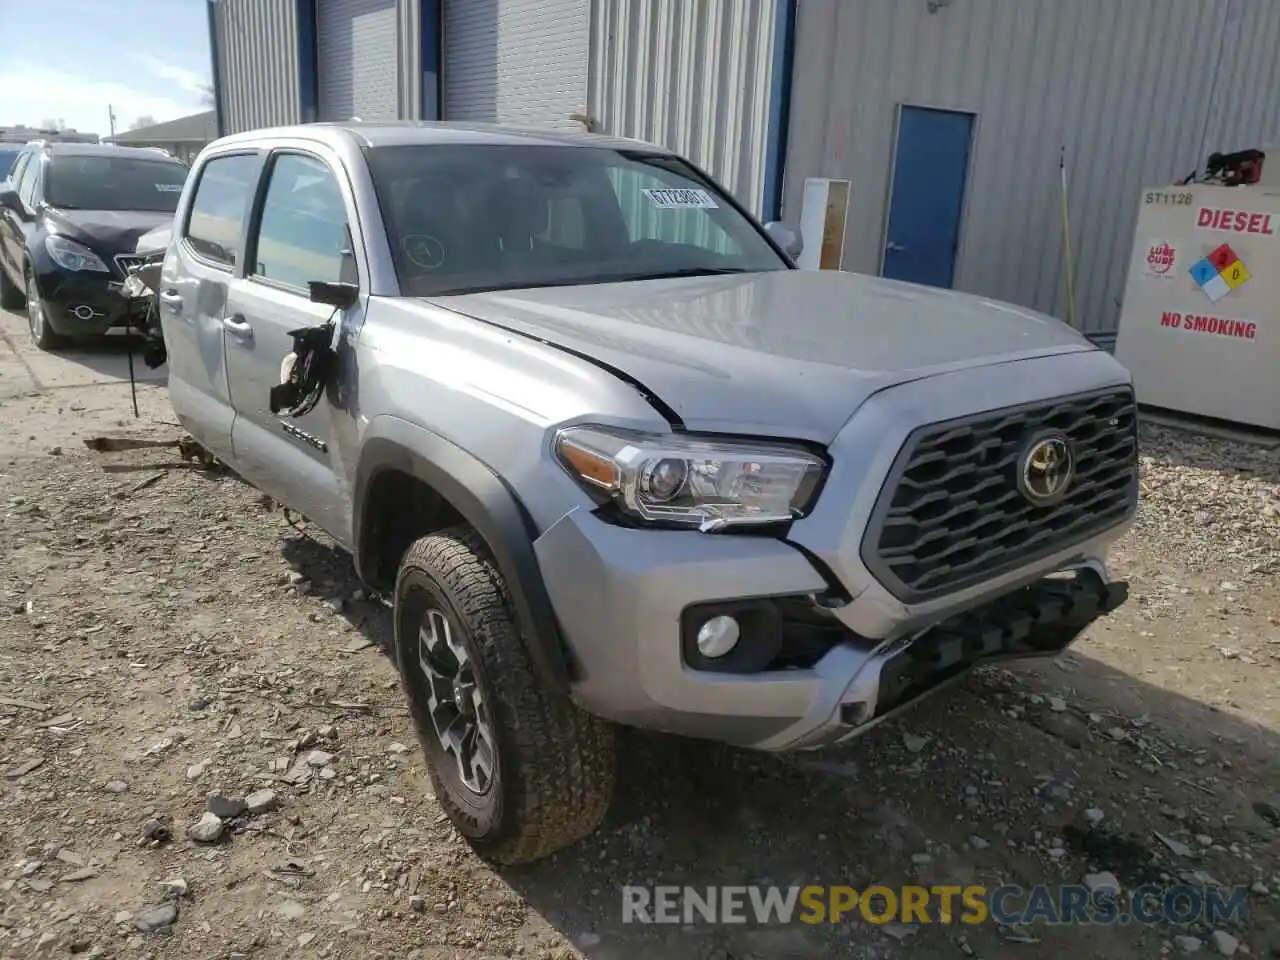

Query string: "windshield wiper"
[428, 278, 592, 296]
[594, 266, 760, 283]
[426, 267, 763, 297]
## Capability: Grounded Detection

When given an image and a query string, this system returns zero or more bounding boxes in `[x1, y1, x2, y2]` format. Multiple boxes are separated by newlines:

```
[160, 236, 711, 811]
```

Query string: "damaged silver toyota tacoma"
[144, 121, 1137, 864]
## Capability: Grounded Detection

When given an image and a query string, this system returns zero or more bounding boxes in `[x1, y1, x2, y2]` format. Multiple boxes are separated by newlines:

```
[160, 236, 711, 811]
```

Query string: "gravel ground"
[0, 378, 1277, 960]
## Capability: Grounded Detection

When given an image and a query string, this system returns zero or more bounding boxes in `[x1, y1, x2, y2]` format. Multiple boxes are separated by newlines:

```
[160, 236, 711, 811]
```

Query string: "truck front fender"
[352, 416, 572, 695]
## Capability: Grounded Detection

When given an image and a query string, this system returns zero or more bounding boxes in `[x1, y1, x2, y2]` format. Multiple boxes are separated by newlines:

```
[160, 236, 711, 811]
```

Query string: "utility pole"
[108, 105, 117, 138]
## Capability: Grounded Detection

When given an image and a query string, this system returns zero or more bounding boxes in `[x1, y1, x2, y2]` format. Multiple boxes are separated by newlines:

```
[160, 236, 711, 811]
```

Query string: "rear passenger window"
[185, 154, 259, 268]
[251, 154, 351, 290]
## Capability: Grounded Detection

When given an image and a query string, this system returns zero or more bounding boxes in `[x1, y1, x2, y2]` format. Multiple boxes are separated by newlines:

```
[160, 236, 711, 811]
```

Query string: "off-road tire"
[393, 525, 616, 864]
[0, 263, 24, 310]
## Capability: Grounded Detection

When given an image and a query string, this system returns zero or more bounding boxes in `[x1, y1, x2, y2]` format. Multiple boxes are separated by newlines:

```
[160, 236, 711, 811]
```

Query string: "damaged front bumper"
[537, 503, 1129, 753]
[767, 566, 1128, 751]
[118, 256, 169, 368]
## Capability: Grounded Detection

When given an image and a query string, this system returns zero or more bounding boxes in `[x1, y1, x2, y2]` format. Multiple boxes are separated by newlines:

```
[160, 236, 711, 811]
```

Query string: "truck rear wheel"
[393, 525, 616, 864]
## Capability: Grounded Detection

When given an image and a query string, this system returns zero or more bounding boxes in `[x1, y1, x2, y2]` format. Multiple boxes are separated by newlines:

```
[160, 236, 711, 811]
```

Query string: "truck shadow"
[496, 665, 1280, 960]
[277, 527, 1279, 960]
[45, 332, 168, 385]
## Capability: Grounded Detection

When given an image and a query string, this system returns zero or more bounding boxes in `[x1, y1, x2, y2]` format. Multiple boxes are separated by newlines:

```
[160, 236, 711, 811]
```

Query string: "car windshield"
[44, 155, 187, 212]
[0, 148, 18, 178]
[364, 144, 788, 297]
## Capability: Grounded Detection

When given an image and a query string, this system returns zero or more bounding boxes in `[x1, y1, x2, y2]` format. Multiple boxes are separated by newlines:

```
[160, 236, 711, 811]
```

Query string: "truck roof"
[211, 120, 672, 154]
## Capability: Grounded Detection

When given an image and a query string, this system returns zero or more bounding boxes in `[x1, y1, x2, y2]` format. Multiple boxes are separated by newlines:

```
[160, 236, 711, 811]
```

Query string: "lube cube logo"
[1189, 244, 1251, 303]
[1145, 241, 1176, 276]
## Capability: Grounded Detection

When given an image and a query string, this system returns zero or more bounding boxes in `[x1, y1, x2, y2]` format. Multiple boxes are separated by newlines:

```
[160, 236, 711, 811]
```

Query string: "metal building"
[208, 0, 1280, 340]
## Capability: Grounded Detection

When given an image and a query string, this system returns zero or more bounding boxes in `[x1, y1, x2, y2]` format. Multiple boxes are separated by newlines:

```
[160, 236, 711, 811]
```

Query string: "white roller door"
[444, 0, 588, 127]
[317, 0, 400, 122]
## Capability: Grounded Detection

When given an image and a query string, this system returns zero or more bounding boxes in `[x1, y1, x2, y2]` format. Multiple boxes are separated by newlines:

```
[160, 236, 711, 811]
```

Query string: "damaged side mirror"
[309, 280, 358, 310]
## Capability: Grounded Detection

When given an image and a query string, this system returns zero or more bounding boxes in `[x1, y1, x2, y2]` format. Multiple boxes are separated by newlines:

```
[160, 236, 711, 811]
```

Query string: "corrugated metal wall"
[784, 0, 1280, 337]
[212, 0, 304, 134]
[317, 0, 402, 121]
[441, 0, 588, 125]
[442, 0, 494, 119]
[588, 0, 777, 216]
[213, 0, 433, 133]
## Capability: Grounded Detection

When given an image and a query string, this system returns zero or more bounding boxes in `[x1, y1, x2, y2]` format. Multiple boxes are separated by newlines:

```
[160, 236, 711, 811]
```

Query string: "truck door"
[223, 149, 360, 544]
[162, 151, 264, 462]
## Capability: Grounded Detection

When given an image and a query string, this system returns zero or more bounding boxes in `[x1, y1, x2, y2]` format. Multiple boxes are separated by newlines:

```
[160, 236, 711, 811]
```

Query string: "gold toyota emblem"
[1018, 435, 1074, 505]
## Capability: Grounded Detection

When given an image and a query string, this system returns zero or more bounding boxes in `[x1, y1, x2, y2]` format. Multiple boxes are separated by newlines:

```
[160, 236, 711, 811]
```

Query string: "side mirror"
[0, 186, 21, 214]
[765, 221, 803, 260]
[309, 280, 359, 309]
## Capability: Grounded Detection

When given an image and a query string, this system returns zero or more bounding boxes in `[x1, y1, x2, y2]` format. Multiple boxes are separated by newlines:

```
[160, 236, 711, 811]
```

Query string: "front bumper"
[34, 265, 147, 336]
[536, 350, 1137, 752]
[537, 507, 1126, 751]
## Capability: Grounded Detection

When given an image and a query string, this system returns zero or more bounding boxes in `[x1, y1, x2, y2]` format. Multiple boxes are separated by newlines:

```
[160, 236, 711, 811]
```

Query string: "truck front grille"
[860, 388, 1139, 603]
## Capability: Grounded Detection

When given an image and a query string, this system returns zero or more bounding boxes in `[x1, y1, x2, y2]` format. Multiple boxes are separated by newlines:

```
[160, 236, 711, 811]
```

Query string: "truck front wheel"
[393, 526, 616, 864]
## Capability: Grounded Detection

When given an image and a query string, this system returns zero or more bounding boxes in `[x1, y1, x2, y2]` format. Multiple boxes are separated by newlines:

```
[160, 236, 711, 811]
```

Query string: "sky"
[0, 0, 213, 136]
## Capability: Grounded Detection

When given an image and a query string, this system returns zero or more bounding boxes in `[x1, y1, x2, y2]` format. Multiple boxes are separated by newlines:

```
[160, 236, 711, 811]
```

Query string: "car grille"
[860, 387, 1139, 603]
[114, 254, 146, 278]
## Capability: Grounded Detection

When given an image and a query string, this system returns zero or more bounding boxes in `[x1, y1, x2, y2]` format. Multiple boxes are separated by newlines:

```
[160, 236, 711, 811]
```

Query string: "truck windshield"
[0, 148, 18, 178]
[364, 143, 788, 296]
[44, 156, 187, 212]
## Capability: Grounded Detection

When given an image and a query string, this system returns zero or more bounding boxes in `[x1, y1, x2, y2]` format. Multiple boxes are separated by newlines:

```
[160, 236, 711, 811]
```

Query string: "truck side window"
[251, 154, 350, 290]
[185, 154, 260, 268]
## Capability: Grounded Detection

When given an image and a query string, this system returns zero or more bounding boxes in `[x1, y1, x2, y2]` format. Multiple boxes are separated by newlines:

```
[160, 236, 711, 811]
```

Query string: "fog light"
[696, 615, 740, 658]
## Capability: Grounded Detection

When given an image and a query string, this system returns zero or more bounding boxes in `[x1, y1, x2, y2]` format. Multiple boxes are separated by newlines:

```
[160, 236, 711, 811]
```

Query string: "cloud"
[130, 53, 211, 98]
[0, 61, 204, 135]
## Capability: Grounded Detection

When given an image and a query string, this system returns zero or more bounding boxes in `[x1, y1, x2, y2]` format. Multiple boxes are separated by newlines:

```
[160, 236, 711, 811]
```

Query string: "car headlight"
[555, 425, 826, 531]
[45, 235, 109, 272]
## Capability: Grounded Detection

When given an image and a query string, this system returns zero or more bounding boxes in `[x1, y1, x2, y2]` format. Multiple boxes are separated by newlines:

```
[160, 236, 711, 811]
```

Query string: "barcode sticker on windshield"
[155, 184, 183, 193]
[642, 188, 718, 210]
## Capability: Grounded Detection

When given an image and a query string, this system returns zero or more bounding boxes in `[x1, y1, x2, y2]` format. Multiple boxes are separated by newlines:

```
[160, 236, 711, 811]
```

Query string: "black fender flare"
[353, 416, 571, 695]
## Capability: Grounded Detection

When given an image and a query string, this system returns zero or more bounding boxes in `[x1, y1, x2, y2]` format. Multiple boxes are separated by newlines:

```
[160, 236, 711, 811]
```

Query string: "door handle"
[222, 314, 254, 342]
[158, 290, 184, 314]
[886, 241, 906, 252]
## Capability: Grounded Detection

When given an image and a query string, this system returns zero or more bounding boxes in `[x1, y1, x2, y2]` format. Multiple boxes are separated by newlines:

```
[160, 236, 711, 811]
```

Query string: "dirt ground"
[1, 319, 1278, 959]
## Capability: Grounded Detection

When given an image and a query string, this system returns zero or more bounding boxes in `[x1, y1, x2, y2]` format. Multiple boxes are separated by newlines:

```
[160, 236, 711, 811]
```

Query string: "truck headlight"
[554, 425, 826, 531]
[45, 235, 109, 273]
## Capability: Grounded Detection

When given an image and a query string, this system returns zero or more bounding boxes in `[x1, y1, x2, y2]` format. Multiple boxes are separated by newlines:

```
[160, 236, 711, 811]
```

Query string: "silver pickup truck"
[146, 121, 1137, 864]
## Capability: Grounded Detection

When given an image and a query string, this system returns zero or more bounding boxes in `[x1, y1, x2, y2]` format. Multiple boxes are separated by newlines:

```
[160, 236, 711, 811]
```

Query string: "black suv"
[0, 142, 187, 349]
[0, 146, 19, 178]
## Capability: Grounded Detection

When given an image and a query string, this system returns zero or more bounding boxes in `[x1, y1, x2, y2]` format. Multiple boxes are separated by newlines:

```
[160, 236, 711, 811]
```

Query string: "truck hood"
[427, 270, 1098, 442]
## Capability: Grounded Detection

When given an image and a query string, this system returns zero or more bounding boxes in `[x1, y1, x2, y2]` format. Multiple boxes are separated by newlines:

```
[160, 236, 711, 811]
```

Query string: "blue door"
[882, 106, 974, 289]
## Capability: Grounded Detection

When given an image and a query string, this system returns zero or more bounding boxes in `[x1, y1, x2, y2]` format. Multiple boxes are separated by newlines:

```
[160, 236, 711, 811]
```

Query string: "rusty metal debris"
[83, 435, 219, 470]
